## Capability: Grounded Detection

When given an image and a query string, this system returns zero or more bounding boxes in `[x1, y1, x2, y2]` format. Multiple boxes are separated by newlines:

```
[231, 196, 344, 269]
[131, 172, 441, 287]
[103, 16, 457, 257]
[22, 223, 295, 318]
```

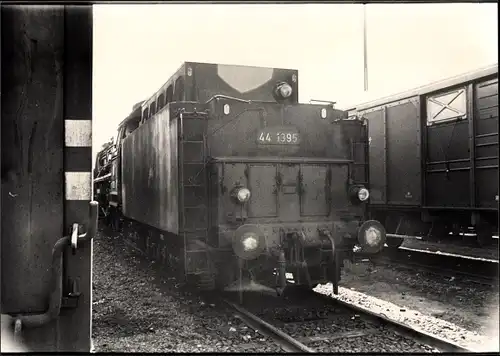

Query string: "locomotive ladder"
[179, 113, 214, 288]
[350, 130, 369, 187]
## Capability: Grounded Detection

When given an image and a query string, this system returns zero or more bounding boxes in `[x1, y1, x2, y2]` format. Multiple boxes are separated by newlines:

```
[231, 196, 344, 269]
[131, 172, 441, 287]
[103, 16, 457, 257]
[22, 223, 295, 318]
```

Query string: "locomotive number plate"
[257, 127, 300, 145]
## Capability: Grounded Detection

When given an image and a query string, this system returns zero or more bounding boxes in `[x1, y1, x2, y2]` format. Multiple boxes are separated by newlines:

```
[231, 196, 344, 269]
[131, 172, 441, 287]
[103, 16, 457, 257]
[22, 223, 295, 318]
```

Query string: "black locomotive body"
[94, 62, 386, 293]
[348, 64, 498, 247]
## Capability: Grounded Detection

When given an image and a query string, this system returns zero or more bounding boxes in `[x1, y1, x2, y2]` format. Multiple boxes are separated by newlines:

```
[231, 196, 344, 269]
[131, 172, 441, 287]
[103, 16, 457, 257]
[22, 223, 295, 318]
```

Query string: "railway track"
[365, 247, 499, 285]
[101, 228, 492, 353]
[221, 288, 473, 353]
[386, 233, 499, 259]
[312, 291, 473, 353]
[222, 299, 315, 353]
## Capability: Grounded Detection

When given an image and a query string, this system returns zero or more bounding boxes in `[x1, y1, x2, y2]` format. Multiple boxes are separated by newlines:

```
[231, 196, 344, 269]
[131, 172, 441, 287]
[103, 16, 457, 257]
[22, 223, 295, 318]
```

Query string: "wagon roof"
[348, 63, 498, 112]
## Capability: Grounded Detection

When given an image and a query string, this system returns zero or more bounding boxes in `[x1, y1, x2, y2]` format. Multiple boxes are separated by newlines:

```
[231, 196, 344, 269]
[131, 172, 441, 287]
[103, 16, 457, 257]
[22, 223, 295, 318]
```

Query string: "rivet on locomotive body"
[321, 108, 327, 119]
[224, 104, 230, 115]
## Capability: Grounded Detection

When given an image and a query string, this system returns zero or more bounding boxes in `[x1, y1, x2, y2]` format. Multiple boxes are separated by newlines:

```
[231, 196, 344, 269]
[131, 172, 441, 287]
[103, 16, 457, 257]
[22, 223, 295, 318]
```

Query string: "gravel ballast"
[93, 227, 498, 353]
[314, 258, 500, 352]
[92, 229, 281, 353]
[400, 238, 498, 261]
[234, 290, 437, 353]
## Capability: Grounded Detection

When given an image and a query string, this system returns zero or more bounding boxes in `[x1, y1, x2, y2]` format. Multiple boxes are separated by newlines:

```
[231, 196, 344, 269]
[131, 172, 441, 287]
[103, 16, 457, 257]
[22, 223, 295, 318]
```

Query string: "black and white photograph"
[1, 2, 498, 353]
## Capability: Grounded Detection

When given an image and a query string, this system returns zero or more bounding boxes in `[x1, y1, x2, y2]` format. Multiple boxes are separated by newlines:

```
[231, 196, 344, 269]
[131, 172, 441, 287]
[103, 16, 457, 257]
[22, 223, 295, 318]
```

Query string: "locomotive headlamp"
[232, 224, 266, 260]
[241, 232, 259, 252]
[234, 187, 251, 203]
[274, 82, 293, 100]
[358, 188, 370, 201]
[349, 185, 370, 202]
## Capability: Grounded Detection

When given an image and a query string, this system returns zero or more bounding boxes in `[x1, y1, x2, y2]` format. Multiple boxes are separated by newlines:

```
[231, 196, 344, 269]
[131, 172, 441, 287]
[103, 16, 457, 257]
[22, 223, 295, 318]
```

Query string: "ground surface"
[92, 228, 499, 352]
[92, 229, 280, 353]
[400, 237, 499, 261]
[316, 257, 499, 352]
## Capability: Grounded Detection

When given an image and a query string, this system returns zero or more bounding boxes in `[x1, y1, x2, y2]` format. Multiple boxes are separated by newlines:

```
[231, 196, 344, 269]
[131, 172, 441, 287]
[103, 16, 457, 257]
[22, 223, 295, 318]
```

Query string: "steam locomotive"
[94, 61, 387, 294]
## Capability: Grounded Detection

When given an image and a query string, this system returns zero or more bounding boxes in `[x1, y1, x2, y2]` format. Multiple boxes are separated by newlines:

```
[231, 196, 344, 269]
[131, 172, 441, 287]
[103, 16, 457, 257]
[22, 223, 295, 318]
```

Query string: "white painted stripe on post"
[65, 120, 92, 147]
[65, 172, 92, 200]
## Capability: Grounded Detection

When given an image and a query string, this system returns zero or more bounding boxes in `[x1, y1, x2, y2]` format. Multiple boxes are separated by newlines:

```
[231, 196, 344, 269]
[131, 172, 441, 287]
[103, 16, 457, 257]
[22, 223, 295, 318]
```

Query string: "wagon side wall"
[474, 76, 498, 210]
[360, 97, 422, 207]
[423, 73, 498, 210]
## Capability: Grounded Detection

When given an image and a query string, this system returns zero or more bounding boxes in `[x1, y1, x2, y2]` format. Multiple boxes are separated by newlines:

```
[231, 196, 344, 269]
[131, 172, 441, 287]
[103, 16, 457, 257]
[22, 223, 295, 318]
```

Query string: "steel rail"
[311, 291, 474, 353]
[367, 248, 499, 285]
[222, 299, 316, 353]
[373, 255, 496, 285]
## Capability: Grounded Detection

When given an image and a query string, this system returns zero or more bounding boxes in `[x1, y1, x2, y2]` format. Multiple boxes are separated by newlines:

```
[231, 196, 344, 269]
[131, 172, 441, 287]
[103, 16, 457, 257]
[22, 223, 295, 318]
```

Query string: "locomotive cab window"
[426, 87, 467, 126]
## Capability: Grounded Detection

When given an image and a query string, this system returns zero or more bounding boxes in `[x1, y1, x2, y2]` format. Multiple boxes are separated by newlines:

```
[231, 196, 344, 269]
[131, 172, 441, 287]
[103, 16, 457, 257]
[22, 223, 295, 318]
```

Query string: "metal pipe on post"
[363, 4, 368, 92]
[5, 201, 98, 330]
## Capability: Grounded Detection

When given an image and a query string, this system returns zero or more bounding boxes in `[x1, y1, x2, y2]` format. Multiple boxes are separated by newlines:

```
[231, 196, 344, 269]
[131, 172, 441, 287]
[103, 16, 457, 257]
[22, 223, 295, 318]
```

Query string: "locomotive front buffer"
[224, 213, 387, 297]
[208, 153, 386, 297]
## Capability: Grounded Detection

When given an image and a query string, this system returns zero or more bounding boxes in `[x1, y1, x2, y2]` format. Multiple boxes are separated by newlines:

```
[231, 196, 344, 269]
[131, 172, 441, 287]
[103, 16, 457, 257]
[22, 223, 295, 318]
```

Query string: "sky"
[93, 3, 498, 161]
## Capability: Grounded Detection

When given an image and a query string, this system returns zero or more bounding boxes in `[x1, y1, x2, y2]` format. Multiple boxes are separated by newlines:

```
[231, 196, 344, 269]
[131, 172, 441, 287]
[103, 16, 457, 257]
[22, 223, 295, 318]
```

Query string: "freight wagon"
[347, 64, 498, 248]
